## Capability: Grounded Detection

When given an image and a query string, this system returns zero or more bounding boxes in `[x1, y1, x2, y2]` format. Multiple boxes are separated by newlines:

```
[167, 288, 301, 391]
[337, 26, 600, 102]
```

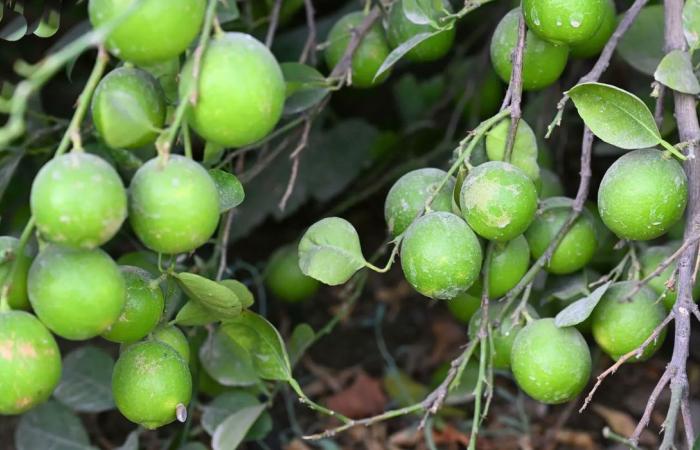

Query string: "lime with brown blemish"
[30, 153, 127, 249]
[459, 161, 538, 242]
[112, 341, 192, 429]
[128, 155, 220, 255]
[27, 245, 126, 340]
[400, 212, 482, 300]
[384, 168, 456, 237]
[102, 266, 165, 344]
[0, 310, 61, 415]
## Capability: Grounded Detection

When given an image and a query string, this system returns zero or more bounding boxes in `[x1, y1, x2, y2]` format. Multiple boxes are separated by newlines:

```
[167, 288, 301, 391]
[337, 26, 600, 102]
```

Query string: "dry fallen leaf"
[325, 371, 387, 419]
[284, 438, 312, 450]
[555, 428, 598, 450]
[592, 403, 657, 447]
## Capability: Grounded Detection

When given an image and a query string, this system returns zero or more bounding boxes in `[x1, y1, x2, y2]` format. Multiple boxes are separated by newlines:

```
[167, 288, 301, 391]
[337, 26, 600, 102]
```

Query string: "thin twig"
[300, 0, 317, 64]
[630, 367, 673, 443]
[215, 210, 235, 281]
[655, 84, 667, 129]
[265, 0, 283, 48]
[503, 10, 526, 163]
[279, 118, 312, 210]
[329, 7, 382, 83]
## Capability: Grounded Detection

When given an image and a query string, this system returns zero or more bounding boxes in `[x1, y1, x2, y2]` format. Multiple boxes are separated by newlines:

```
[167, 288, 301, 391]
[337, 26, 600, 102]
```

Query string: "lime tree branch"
[0, 1, 144, 148]
[547, 0, 650, 136]
[502, 9, 526, 163]
[328, 6, 381, 85]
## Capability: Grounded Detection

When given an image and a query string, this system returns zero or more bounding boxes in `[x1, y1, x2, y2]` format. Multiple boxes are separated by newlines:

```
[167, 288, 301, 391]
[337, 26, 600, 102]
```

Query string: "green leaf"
[199, 327, 259, 387]
[174, 300, 219, 326]
[15, 401, 97, 450]
[567, 82, 663, 150]
[203, 141, 225, 167]
[201, 391, 272, 440]
[179, 444, 209, 450]
[219, 279, 254, 308]
[208, 169, 245, 212]
[402, 0, 448, 27]
[54, 346, 115, 413]
[0, 149, 23, 203]
[298, 217, 367, 285]
[654, 50, 700, 95]
[555, 282, 612, 328]
[617, 5, 665, 75]
[217, 0, 240, 24]
[374, 31, 439, 81]
[212, 404, 267, 450]
[175, 272, 242, 319]
[221, 311, 292, 381]
[684, 0, 700, 50]
[288, 323, 315, 366]
[281, 62, 330, 115]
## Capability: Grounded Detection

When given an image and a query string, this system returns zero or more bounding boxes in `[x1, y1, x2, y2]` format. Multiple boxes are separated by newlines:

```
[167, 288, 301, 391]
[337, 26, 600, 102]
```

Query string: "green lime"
[400, 212, 482, 300]
[446, 289, 481, 324]
[523, 0, 606, 45]
[150, 325, 190, 363]
[591, 281, 667, 361]
[539, 168, 565, 198]
[459, 161, 538, 242]
[0, 236, 33, 310]
[491, 9, 569, 91]
[640, 243, 700, 310]
[92, 67, 166, 149]
[181, 32, 285, 147]
[468, 303, 527, 369]
[112, 341, 192, 429]
[462, 69, 505, 121]
[117, 251, 160, 276]
[129, 155, 220, 254]
[325, 12, 392, 88]
[570, 0, 617, 58]
[511, 318, 591, 404]
[598, 149, 687, 241]
[102, 266, 164, 344]
[384, 168, 456, 237]
[484, 118, 541, 183]
[0, 311, 61, 414]
[489, 235, 530, 298]
[28, 245, 125, 340]
[88, 0, 206, 65]
[525, 197, 597, 274]
[265, 244, 319, 303]
[30, 153, 127, 249]
[386, 0, 456, 62]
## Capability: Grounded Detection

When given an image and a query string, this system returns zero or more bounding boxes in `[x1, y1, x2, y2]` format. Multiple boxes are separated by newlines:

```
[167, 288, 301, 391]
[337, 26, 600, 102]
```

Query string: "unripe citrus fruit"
[525, 197, 597, 274]
[384, 168, 456, 237]
[117, 251, 160, 276]
[468, 303, 528, 369]
[30, 152, 127, 249]
[523, 0, 606, 45]
[112, 341, 192, 429]
[386, 0, 456, 62]
[591, 281, 667, 361]
[539, 168, 565, 198]
[0, 237, 33, 310]
[0, 311, 61, 415]
[92, 67, 166, 149]
[150, 325, 191, 363]
[491, 9, 569, 91]
[485, 118, 541, 183]
[489, 235, 530, 298]
[462, 69, 505, 121]
[598, 149, 687, 241]
[102, 266, 164, 344]
[129, 155, 220, 254]
[511, 318, 591, 404]
[88, 0, 206, 65]
[401, 212, 482, 300]
[181, 32, 285, 147]
[265, 244, 320, 303]
[640, 243, 700, 310]
[585, 201, 625, 271]
[570, 0, 617, 58]
[446, 289, 481, 324]
[28, 245, 126, 340]
[325, 12, 392, 88]
[459, 161, 538, 242]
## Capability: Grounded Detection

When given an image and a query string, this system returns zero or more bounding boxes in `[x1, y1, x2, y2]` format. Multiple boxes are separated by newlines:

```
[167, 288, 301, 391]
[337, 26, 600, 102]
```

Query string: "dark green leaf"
[203, 141, 225, 167]
[221, 311, 292, 381]
[175, 272, 242, 319]
[201, 390, 272, 440]
[212, 404, 266, 450]
[288, 323, 315, 366]
[174, 300, 219, 326]
[217, 0, 240, 24]
[0, 149, 23, 203]
[219, 279, 254, 308]
[568, 82, 662, 150]
[209, 169, 245, 212]
[54, 346, 115, 413]
[298, 217, 366, 285]
[617, 5, 665, 75]
[654, 50, 700, 94]
[15, 401, 97, 450]
[281, 62, 330, 115]
[199, 327, 259, 387]
[684, 0, 700, 50]
[555, 282, 612, 328]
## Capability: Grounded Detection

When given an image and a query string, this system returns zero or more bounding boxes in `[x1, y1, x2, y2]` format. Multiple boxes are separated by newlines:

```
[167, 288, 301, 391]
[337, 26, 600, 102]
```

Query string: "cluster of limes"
[0, 0, 291, 429]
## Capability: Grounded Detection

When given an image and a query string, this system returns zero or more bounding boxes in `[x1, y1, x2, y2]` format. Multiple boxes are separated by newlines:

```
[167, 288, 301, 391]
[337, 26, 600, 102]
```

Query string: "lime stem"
[364, 241, 401, 273]
[660, 139, 687, 160]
